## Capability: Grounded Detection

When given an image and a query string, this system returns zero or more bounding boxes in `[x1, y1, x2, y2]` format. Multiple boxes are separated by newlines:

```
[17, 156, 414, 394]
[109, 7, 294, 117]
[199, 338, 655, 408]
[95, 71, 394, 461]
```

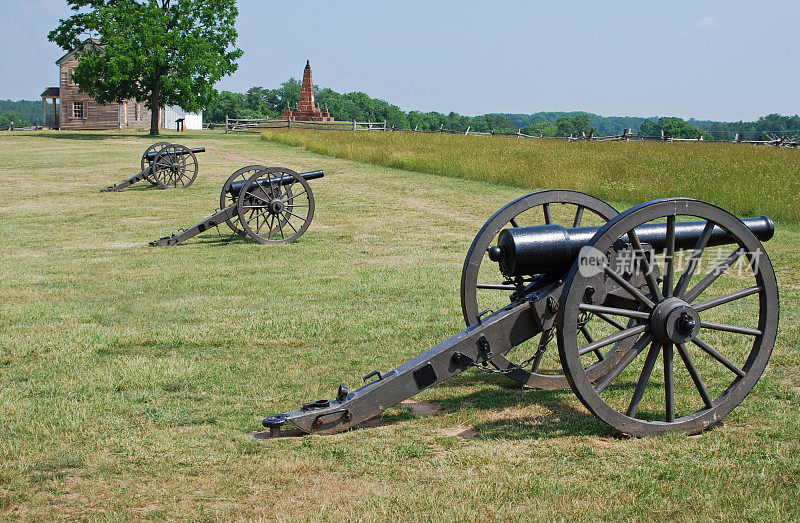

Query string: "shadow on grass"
[30, 132, 186, 142]
[458, 386, 617, 439]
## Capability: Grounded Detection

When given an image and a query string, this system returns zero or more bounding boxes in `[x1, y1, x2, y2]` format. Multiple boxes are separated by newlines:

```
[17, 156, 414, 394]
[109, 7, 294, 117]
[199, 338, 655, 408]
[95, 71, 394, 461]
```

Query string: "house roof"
[41, 87, 60, 98]
[55, 38, 102, 65]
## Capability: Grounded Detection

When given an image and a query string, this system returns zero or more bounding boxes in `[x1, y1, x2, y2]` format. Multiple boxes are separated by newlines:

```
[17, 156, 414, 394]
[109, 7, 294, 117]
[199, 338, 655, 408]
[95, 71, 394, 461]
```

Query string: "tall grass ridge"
[262, 130, 799, 222]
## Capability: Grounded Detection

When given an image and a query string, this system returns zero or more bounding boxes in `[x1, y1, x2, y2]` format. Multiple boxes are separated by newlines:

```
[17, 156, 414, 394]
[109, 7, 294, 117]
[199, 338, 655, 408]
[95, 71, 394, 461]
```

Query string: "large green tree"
[48, 0, 242, 135]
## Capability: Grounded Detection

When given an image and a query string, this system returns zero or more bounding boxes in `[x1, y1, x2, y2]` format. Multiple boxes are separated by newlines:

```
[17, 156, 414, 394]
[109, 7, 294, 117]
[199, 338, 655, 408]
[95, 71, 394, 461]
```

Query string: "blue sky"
[2, 0, 797, 121]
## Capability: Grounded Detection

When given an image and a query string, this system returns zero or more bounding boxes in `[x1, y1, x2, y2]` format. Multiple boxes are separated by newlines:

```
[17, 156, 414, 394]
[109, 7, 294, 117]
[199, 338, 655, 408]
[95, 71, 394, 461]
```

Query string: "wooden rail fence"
[221, 115, 800, 148]
[225, 117, 387, 133]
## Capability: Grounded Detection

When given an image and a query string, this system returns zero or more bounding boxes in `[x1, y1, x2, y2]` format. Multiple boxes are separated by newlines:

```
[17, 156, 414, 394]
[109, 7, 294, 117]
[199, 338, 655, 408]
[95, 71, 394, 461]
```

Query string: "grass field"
[1, 129, 799, 520]
[262, 130, 800, 223]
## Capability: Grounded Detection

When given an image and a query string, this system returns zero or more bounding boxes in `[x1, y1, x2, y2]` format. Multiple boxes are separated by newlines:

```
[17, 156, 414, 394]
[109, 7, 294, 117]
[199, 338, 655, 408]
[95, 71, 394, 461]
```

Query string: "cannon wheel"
[557, 198, 779, 435]
[461, 190, 629, 389]
[220, 165, 266, 236]
[237, 167, 315, 243]
[151, 144, 198, 189]
[141, 142, 171, 184]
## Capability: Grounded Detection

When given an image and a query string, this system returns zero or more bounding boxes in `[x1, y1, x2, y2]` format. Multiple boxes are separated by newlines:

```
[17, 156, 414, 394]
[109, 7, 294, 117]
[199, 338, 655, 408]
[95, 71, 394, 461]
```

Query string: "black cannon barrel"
[493, 216, 774, 277]
[142, 146, 206, 160]
[227, 170, 324, 198]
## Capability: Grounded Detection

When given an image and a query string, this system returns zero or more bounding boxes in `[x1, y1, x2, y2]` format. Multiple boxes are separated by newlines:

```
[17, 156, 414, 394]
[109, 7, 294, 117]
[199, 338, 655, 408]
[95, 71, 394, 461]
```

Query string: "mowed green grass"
[0, 129, 798, 520]
[262, 129, 800, 222]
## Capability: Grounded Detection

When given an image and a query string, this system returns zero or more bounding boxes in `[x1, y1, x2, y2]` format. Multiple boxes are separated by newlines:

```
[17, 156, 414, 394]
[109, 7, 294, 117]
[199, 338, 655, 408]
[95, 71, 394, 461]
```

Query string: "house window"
[73, 101, 84, 118]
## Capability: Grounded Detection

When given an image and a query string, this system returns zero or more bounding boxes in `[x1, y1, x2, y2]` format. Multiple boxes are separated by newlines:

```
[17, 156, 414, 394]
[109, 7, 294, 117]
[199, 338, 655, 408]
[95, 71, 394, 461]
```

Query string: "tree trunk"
[149, 86, 160, 136]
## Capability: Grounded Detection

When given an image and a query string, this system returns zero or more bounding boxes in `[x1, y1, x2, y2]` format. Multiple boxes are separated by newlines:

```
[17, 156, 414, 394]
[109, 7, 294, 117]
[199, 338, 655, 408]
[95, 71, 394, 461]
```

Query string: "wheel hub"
[269, 198, 284, 214]
[650, 297, 700, 344]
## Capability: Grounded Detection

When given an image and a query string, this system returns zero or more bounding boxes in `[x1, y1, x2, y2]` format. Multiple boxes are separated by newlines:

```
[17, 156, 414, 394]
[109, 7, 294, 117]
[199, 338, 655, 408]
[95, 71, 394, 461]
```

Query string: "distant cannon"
[261, 193, 779, 437]
[150, 165, 322, 246]
[101, 142, 204, 192]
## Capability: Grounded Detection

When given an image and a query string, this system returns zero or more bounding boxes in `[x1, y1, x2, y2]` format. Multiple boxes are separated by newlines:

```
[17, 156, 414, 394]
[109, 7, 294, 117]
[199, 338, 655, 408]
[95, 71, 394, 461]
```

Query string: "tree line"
[4, 85, 799, 141]
[204, 78, 519, 134]
[0, 100, 40, 126]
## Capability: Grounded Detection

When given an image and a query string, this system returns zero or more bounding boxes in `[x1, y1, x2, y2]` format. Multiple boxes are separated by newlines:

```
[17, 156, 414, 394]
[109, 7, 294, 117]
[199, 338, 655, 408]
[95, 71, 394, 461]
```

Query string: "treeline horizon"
[4, 84, 799, 141]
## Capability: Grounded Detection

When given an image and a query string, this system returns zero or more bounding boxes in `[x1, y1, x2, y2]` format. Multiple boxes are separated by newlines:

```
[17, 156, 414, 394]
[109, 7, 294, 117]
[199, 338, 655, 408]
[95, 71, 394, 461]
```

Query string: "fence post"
[288, 118, 292, 131]
[465, 126, 470, 135]
[225, 115, 229, 134]
[352, 119, 356, 131]
[383, 120, 387, 131]
[413, 125, 418, 132]
[439, 124, 443, 133]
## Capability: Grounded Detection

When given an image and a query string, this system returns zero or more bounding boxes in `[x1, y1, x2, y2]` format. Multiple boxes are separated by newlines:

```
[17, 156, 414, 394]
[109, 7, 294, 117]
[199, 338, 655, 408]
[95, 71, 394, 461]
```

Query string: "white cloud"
[694, 16, 717, 29]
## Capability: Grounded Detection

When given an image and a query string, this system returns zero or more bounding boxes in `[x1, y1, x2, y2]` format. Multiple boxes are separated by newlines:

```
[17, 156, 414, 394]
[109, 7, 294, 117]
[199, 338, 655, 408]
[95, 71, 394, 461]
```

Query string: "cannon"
[101, 142, 204, 192]
[150, 165, 322, 246]
[261, 192, 779, 437]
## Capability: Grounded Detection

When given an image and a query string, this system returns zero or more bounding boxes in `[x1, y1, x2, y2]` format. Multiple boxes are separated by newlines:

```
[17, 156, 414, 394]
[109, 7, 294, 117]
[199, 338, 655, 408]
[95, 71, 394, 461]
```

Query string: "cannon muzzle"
[493, 216, 774, 277]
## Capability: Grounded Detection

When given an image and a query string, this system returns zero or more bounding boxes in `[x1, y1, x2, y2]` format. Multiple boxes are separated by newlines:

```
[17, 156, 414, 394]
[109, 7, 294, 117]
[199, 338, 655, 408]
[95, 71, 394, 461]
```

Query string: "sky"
[1, 0, 798, 122]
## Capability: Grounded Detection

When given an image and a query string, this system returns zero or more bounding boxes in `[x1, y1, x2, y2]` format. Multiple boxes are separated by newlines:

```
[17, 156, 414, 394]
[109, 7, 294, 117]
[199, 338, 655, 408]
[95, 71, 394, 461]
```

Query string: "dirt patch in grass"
[208, 148, 260, 165]
[441, 425, 478, 439]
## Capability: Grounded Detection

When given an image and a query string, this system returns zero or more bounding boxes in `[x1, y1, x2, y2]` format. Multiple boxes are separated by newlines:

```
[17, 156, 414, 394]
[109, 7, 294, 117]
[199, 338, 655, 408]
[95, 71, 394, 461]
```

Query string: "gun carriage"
[262, 193, 779, 437]
[101, 142, 204, 192]
[150, 165, 322, 246]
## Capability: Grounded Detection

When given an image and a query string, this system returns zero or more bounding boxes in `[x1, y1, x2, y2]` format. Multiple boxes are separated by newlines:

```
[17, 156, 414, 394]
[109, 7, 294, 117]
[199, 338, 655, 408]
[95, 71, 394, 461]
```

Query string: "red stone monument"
[280, 60, 333, 122]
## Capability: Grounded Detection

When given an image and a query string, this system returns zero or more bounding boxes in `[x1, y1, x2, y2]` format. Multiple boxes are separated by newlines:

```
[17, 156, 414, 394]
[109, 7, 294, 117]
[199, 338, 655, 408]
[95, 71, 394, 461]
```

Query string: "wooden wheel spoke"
[700, 320, 762, 337]
[276, 214, 286, 239]
[595, 333, 653, 393]
[247, 208, 271, 226]
[580, 326, 605, 361]
[592, 312, 627, 331]
[664, 342, 675, 422]
[627, 228, 664, 302]
[578, 324, 648, 356]
[626, 341, 662, 417]
[476, 283, 517, 290]
[543, 203, 552, 225]
[578, 303, 650, 320]
[693, 286, 762, 312]
[283, 216, 299, 234]
[663, 216, 676, 297]
[603, 267, 656, 309]
[247, 191, 270, 204]
[684, 247, 745, 303]
[572, 205, 584, 228]
[691, 336, 746, 378]
[673, 220, 716, 297]
[676, 343, 713, 409]
[284, 210, 307, 221]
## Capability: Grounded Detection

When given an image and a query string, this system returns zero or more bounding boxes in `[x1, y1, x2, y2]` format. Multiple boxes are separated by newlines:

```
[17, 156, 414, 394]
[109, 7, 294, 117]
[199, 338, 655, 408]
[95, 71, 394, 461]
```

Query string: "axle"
[491, 216, 774, 277]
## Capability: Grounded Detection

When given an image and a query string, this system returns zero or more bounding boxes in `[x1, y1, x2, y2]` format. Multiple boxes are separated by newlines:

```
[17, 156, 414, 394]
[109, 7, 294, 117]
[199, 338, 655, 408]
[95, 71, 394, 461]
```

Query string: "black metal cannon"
[150, 165, 322, 246]
[101, 142, 204, 192]
[261, 192, 779, 437]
